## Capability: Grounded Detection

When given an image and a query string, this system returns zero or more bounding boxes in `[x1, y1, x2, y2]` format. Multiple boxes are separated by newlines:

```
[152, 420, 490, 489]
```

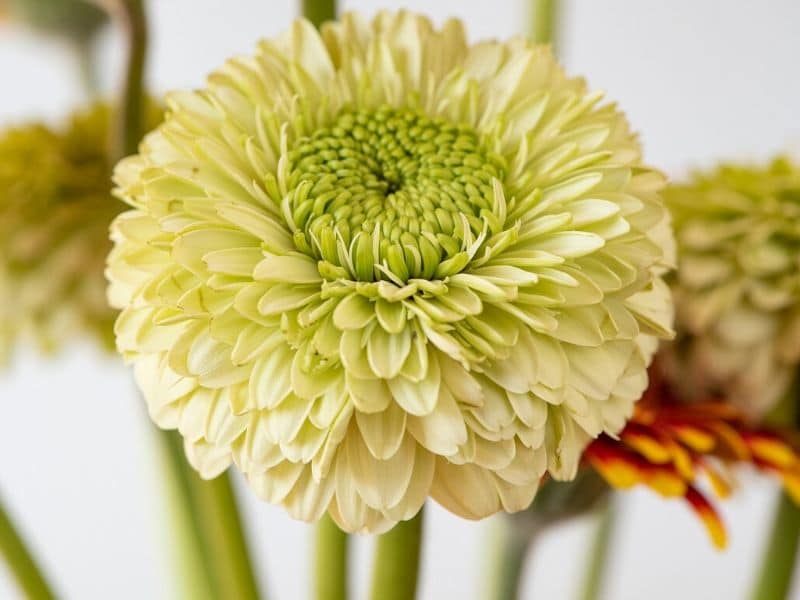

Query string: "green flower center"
[286, 106, 505, 283]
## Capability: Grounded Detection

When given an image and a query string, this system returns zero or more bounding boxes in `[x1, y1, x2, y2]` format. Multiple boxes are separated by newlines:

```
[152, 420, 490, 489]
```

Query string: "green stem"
[369, 510, 424, 600]
[158, 430, 216, 600]
[530, 0, 559, 48]
[485, 516, 535, 600]
[751, 492, 800, 600]
[109, 0, 147, 159]
[159, 429, 262, 600]
[579, 500, 617, 600]
[314, 514, 348, 600]
[189, 470, 262, 600]
[73, 37, 100, 99]
[301, 0, 336, 29]
[0, 496, 56, 600]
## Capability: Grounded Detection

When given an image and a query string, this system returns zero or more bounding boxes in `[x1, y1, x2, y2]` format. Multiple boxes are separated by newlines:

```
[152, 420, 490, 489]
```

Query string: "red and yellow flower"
[584, 365, 800, 548]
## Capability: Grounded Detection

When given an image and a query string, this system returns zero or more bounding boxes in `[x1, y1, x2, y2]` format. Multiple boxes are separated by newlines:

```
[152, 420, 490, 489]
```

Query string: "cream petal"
[178, 389, 216, 442]
[346, 374, 392, 413]
[253, 253, 322, 283]
[355, 402, 407, 460]
[249, 460, 305, 504]
[333, 293, 375, 330]
[282, 464, 336, 523]
[430, 460, 500, 520]
[184, 438, 231, 479]
[382, 445, 434, 521]
[388, 350, 441, 416]
[263, 394, 314, 444]
[249, 345, 293, 409]
[346, 430, 416, 511]
[439, 355, 483, 407]
[407, 387, 466, 456]
[366, 326, 412, 379]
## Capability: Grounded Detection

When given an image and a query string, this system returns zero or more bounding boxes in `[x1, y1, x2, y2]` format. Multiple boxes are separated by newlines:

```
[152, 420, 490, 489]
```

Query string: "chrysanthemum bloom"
[585, 364, 800, 548]
[108, 11, 674, 532]
[0, 103, 120, 359]
[665, 157, 800, 418]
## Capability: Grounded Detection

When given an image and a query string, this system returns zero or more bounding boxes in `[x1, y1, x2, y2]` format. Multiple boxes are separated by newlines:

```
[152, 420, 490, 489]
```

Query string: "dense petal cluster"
[0, 103, 121, 359]
[585, 365, 800, 548]
[665, 157, 800, 417]
[108, 12, 674, 532]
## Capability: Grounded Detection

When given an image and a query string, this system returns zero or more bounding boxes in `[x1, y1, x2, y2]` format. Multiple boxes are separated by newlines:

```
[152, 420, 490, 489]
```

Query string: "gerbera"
[108, 11, 674, 533]
[664, 157, 800, 418]
[585, 363, 800, 548]
[0, 103, 122, 359]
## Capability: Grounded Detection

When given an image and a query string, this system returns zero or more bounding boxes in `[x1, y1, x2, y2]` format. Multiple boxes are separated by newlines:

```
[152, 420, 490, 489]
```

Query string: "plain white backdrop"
[1, 1, 799, 598]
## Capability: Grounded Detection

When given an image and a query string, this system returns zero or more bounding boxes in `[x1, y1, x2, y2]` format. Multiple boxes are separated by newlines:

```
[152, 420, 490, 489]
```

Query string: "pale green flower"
[108, 11, 674, 533]
[0, 100, 160, 361]
[665, 157, 800, 418]
[0, 103, 118, 359]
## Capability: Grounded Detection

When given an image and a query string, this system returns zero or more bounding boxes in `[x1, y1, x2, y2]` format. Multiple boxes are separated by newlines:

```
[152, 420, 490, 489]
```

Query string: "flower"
[108, 11, 674, 533]
[584, 364, 800, 548]
[0, 101, 160, 361]
[664, 157, 800, 418]
[1, 0, 107, 44]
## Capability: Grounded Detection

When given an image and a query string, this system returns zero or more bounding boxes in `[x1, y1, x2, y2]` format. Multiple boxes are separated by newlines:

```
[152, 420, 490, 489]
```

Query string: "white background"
[1, 1, 799, 598]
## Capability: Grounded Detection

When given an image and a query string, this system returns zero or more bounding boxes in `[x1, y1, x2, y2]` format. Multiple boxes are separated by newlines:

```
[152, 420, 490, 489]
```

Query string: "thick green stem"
[485, 516, 535, 600]
[190, 470, 262, 600]
[301, 0, 336, 29]
[109, 0, 147, 159]
[158, 430, 216, 600]
[0, 496, 56, 600]
[751, 492, 800, 600]
[369, 510, 424, 600]
[314, 514, 348, 600]
[159, 429, 262, 600]
[530, 0, 559, 48]
[579, 500, 617, 600]
[751, 378, 800, 599]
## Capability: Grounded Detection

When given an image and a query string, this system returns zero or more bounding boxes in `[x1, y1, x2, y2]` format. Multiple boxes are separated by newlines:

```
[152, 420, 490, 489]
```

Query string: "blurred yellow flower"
[0, 103, 118, 359]
[108, 11, 674, 532]
[0, 101, 159, 361]
[665, 157, 800, 418]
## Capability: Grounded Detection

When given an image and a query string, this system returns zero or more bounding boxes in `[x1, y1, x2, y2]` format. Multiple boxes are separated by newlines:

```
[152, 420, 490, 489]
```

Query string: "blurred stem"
[73, 38, 100, 99]
[530, 0, 558, 48]
[751, 492, 800, 600]
[579, 500, 617, 600]
[0, 495, 56, 600]
[159, 430, 216, 600]
[301, 0, 336, 29]
[314, 514, 348, 600]
[751, 383, 800, 600]
[190, 471, 262, 600]
[370, 510, 424, 600]
[486, 516, 536, 600]
[108, 0, 147, 159]
[160, 430, 262, 600]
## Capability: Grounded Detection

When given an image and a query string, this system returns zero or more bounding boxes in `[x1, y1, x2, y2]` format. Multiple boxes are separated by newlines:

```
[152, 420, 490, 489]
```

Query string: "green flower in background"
[1, 0, 107, 43]
[108, 11, 674, 533]
[665, 157, 800, 419]
[0, 101, 158, 361]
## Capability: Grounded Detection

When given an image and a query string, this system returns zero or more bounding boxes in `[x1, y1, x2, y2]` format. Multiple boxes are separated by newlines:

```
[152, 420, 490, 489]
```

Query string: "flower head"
[1, 0, 107, 44]
[108, 11, 674, 532]
[0, 103, 120, 359]
[665, 157, 800, 417]
[585, 364, 800, 548]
